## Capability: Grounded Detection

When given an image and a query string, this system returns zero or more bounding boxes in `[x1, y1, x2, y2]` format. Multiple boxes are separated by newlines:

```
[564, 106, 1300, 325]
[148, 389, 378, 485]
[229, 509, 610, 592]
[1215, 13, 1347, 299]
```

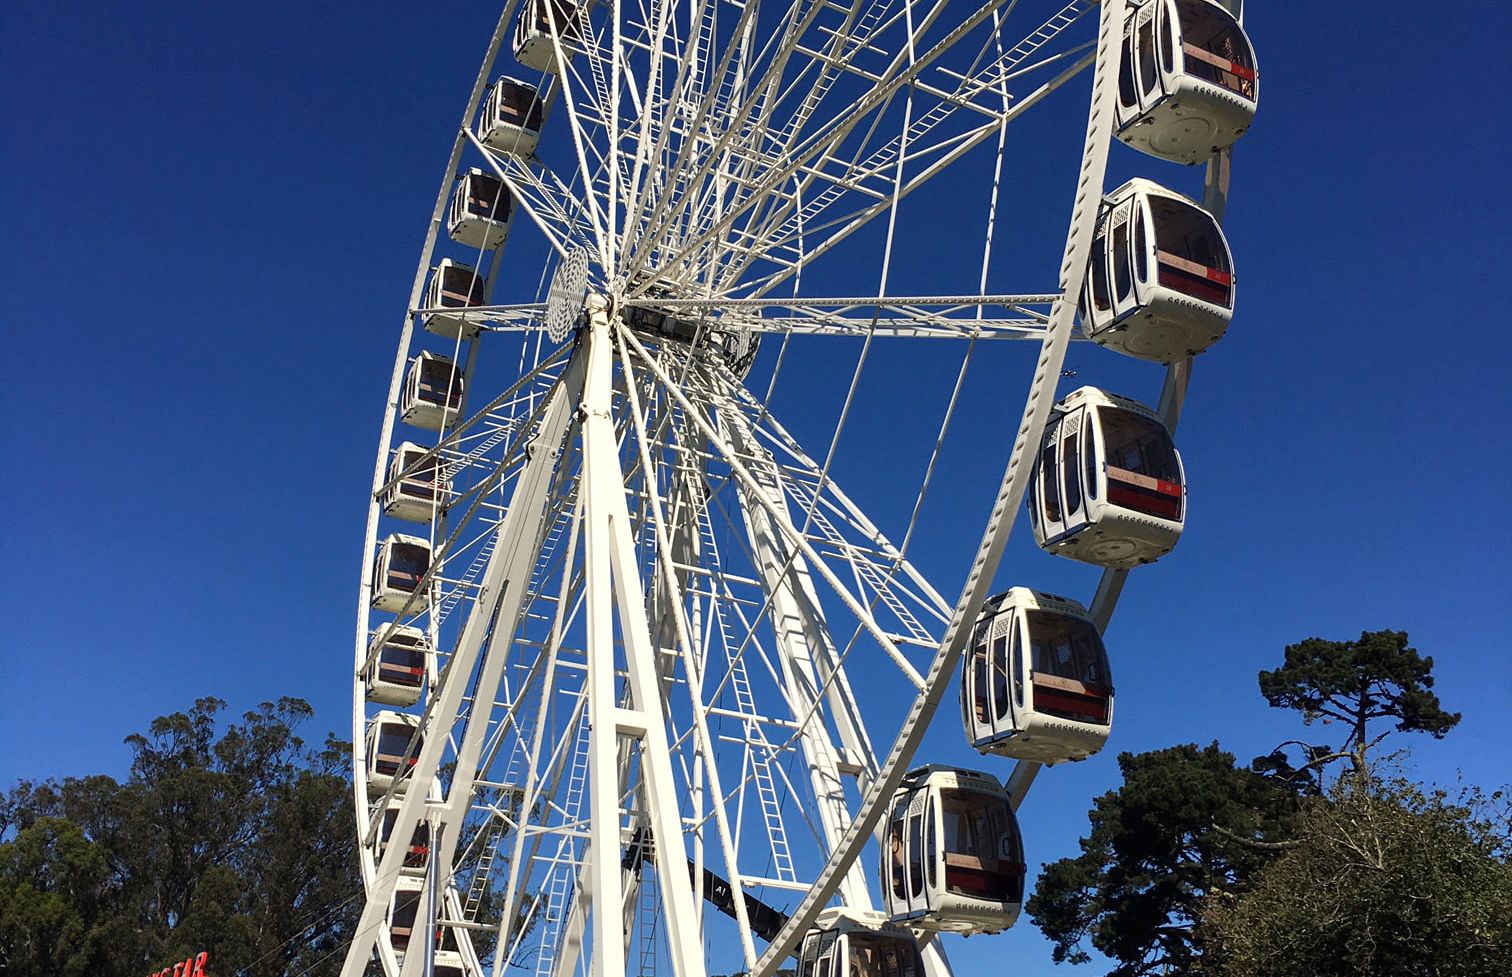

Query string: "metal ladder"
[461, 734, 533, 920]
[697, 502, 796, 882]
[533, 706, 593, 977]
[635, 864, 660, 976]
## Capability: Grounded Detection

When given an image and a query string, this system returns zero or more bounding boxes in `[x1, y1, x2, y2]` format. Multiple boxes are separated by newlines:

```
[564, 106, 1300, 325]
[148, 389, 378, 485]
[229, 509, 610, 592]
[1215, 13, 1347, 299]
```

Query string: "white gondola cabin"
[431, 951, 465, 977]
[963, 588, 1114, 763]
[401, 352, 465, 431]
[365, 624, 430, 707]
[447, 169, 513, 250]
[1080, 179, 1234, 362]
[370, 534, 431, 613]
[382, 442, 449, 524]
[797, 909, 925, 977]
[366, 710, 423, 797]
[1117, 0, 1258, 163]
[377, 799, 433, 874]
[514, 0, 584, 73]
[480, 77, 545, 158]
[1029, 387, 1185, 569]
[421, 260, 487, 340]
[881, 766, 1025, 935]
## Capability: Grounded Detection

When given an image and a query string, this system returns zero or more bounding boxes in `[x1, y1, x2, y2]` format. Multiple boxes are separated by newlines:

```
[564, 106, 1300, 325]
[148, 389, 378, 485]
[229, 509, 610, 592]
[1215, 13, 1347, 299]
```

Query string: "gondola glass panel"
[421, 260, 487, 340]
[1115, 0, 1258, 163]
[365, 624, 429, 706]
[480, 77, 545, 157]
[401, 352, 464, 431]
[370, 534, 432, 613]
[514, 0, 583, 73]
[366, 711, 422, 797]
[382, 442, 449, 524]
[1030, 387, 1185, 568]
[447, 169, 512, 250]
[881, 767, 1024, 935]
[1081, 179, 1234, 362]
[964, 588, 1113, 763]
[378, 800, 432, 874]
[387, 877, 425, 953]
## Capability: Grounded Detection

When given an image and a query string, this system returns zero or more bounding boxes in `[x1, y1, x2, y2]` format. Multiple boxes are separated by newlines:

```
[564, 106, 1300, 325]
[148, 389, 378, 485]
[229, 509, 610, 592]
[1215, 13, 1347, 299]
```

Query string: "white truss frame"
[339, 1, 1249, 976]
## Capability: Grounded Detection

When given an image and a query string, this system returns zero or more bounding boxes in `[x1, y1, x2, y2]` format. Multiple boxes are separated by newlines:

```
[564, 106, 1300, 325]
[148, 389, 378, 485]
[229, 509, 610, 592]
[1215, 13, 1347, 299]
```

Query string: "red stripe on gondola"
[1034, 685, 1109, 722]
[1107, 482, 1183, 520]
[1158, 265, 1231, 305]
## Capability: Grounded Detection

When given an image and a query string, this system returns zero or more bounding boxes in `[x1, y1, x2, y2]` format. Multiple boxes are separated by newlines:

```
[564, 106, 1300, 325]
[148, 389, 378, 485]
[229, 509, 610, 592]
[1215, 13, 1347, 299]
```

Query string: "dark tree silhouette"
[1258, 629, 1460, 777]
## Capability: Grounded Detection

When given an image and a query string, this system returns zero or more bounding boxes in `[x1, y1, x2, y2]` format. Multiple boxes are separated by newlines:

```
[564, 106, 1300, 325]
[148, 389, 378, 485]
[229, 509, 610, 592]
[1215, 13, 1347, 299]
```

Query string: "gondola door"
[1130, 192, 1159, 310]
[1154, 0, 1180, 102]
[1033, 417, 1068, 543]
[885, 787, 933, 921]
[1108, 201, 1140, 322]
[1080, 402, 1104, 519]
[1058, 404, 1089, 537]
[1132, 2, 1163, 116]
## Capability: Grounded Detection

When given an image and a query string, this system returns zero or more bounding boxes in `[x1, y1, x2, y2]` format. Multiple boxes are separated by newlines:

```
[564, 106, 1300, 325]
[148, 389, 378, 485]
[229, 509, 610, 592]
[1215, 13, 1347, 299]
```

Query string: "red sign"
[147, 951, 208, 977]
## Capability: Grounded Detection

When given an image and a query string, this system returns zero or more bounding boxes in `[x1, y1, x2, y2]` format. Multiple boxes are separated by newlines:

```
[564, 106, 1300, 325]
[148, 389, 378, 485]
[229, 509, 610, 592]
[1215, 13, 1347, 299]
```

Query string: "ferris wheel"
[343, 0, 1258, 975]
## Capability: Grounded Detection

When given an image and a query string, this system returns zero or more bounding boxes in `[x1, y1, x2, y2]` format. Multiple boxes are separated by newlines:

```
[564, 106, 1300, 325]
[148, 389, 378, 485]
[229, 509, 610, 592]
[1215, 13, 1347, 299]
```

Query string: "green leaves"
[1029, 627, 1477, 976]
[1259, 629, 1460, 776]
[0, 698, 358, 977]
[1025, 744, 1300, 977]
[1203, 780, 1512, 977]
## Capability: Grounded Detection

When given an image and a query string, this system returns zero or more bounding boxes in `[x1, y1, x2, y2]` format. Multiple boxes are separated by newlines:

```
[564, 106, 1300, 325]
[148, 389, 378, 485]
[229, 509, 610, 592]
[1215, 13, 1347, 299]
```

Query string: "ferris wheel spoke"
[725, 2, 1098, 289]
[618, 325, 929, 701]
[472, 132, 604, 263]
[628, 0, 1022, 293]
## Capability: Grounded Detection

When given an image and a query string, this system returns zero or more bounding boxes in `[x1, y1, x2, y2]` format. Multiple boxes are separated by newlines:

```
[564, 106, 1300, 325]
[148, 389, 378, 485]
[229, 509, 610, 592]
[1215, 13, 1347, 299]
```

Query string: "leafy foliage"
[1025, 744, 1299, 977]
[1203, 779, 1512, 977]
[1258, 629, 1460, 777]
[0, 697, 358, 977]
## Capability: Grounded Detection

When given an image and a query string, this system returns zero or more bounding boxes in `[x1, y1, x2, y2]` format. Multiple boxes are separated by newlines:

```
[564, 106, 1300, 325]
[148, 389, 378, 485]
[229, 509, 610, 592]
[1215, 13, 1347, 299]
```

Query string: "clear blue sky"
[3, 2, 1510, 975]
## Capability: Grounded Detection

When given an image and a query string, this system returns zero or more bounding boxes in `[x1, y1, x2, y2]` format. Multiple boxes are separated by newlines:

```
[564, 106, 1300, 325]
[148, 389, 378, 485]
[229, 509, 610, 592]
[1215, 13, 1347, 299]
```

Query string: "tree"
[1202, 778, 1512, 977]
[0, 697, 359, 977]
[1026, 744, 1299, 977]
[1258, 629, 1460, 778]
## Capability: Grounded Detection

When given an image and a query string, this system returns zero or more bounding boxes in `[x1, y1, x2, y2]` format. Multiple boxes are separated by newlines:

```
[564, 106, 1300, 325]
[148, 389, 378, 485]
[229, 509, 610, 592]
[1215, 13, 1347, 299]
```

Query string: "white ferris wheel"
[344, 0, 1258, 974]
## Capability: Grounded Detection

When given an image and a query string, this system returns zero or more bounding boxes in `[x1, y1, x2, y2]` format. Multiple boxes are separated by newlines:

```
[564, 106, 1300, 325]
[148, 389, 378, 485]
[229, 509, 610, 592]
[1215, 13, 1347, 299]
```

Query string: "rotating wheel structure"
[344, 0, 1253, 975]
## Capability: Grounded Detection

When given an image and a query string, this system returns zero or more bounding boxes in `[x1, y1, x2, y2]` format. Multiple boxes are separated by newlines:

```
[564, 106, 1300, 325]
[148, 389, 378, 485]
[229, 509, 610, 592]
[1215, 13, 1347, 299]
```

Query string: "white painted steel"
[341, 0, 1236, 975]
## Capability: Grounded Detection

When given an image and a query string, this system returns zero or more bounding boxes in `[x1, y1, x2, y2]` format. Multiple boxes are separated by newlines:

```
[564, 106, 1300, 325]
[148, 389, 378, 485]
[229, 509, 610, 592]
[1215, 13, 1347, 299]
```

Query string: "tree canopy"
[1258, 629, 1460, 777]
[0, 697, 358, 977]
[1027, 627, 1504, 977]
[1203, 779, 1512, 976]
[1026, 743, 1299, 977]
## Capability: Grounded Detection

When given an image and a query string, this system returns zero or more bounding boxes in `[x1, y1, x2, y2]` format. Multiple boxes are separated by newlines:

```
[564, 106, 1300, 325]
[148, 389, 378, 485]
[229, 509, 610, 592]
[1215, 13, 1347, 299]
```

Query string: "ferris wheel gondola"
[1080, 178, 1234, 362]
[399, 352, 463, 431]
[421, 261, 488, 341]
[365, 710, 422, 797]
[881, 767, 1025, 936]
[479, 77, 545, 158]
[364, 624, 429, 706]
[377, 798, 433, 874]
[797, 909, 925, 977]
[446, 169, 512, 251]
[369, 534, 431, 613]
[1030, 386, 1186, 568]
[964, 588, 1114, 763]
[513, 0, 583, 73]
[381, 442, 449, 524]
[1117, 0, 1258, 164]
